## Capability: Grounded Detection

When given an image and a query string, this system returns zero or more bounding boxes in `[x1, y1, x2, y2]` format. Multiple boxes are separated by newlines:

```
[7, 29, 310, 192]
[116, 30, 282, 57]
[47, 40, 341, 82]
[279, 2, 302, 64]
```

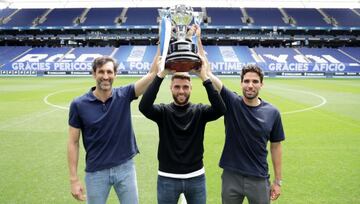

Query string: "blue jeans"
[157, 174, 206, 204]
[85, 159, 138, 204]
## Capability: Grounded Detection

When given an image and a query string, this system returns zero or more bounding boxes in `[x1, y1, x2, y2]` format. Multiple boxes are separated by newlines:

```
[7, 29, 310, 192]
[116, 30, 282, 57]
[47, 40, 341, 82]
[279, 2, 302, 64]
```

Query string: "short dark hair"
[92, 56, 118, 73]
[240, 64, 264, 83]
[171, 72, 191, 81]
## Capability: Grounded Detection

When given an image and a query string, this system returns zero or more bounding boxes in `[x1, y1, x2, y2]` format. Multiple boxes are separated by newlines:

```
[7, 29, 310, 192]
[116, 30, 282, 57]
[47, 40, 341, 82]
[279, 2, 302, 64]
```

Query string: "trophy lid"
[170, 4, 194, 26]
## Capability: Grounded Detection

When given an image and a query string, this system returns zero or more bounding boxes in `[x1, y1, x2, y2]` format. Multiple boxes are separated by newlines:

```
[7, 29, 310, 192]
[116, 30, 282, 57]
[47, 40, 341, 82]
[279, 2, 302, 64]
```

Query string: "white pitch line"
[275, 88, 328, 115]
[43, 89, 72, 110]
[43, 89, 145, 118]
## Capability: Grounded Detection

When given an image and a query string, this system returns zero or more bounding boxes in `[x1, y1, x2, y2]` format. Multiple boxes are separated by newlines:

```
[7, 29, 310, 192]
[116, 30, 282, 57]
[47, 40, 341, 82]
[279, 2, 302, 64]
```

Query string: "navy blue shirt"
[219, 86, 285, 178]
[69, 85, 139, 172]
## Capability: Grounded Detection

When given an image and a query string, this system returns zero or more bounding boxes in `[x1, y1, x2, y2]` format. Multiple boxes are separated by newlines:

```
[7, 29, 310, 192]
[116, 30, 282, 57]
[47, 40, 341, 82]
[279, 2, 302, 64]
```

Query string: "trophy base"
[165, 52, 202, 72]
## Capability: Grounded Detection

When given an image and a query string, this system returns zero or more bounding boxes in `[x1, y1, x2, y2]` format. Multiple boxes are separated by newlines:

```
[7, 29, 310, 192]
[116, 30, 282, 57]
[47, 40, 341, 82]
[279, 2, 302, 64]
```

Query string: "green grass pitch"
[0, 76, 359, 203]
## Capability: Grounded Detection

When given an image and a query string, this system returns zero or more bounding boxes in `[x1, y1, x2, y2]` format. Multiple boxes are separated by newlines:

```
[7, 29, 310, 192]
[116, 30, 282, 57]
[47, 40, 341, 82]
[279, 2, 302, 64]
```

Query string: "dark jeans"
[157, 174, 206, 204]
[222, 169, 270, 204]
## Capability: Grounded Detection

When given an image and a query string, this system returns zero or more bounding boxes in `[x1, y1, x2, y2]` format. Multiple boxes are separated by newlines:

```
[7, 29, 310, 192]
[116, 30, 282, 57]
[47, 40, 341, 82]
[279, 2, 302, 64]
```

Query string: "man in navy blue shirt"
[207, 64, 285, 204]
[193, 24, 284, 203]
[67, 53, 159, 204]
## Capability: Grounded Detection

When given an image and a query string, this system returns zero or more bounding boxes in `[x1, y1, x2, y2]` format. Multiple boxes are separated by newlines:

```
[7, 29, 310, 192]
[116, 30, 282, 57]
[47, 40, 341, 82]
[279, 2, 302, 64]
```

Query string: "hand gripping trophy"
[158, 5, 204, 72]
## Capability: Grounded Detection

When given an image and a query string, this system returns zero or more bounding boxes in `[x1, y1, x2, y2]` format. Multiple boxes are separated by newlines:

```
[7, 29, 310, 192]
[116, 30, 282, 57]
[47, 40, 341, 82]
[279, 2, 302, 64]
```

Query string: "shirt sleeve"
[68, 100, 82, 129]
[126, 84, 138, 101]
[202, 79, 226, 121]
[138, 75, 163, 121]
[220, 85, 238, 109]
[270, 111, 285, 142]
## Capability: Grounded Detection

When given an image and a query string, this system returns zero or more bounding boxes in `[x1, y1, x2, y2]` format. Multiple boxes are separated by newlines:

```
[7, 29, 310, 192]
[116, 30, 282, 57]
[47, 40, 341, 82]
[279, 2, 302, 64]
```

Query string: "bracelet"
[273, 179, 282, 186]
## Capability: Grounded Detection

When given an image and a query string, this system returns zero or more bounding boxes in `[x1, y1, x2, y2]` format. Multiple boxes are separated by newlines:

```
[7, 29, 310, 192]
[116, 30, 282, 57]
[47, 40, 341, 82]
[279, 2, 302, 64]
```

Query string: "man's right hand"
[70, 179, 86, 201]
[157, 64, 173, 78]
[191, 55, 209, 81]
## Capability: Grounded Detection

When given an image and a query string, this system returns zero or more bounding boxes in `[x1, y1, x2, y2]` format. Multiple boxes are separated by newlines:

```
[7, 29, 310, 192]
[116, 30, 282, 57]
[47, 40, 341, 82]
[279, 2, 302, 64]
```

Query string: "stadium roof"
[0, 0, 359, 9]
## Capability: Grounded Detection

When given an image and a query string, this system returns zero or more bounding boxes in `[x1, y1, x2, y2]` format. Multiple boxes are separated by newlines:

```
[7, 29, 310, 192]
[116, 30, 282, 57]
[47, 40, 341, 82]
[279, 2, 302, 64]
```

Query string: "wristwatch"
[273, 179, 282, 187]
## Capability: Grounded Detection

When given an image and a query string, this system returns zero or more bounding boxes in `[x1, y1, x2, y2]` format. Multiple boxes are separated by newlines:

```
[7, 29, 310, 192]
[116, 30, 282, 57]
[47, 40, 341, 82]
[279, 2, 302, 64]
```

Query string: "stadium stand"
[40, 8, 85, 27]
[253, 47, 300, 64]
[23, 47, 72, 62]
[284, 8, 330, 27]
[81, 8, 123, 26]
[340, 47, 360, 60]
[0, 7, 359, 77]
[3, 9, 46, 27]
[0, 46, 31, 65]
[245, 8, 288, 27]
[206, 8, 246, 26]
[298, 47, 360, 64]
[70, 46, 113, 58]
[0, 8, 15, 18]
[322, 9, 360, 27]
[0, 9, 16, 24]
[122, 8, 159, 26]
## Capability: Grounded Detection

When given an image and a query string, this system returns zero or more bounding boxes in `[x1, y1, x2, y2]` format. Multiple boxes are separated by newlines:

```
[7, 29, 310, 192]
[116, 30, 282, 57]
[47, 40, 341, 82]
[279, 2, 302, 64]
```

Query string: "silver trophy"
[159, 5, 203, 72]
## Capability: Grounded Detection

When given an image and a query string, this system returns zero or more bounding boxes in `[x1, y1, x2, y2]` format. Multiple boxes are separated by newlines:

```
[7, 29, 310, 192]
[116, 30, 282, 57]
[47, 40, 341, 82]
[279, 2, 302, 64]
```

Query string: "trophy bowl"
[159, 5, 203, 72]
[165, 39, 201, 72]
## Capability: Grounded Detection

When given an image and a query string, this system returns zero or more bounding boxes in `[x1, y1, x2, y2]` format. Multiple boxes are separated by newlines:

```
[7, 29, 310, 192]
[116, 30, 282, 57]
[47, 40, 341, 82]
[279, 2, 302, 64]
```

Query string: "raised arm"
[134, 47, 161, 97]
[138, 68, 170, 120]
[194, 24, 223, 93]
[192, 56, 226, 120]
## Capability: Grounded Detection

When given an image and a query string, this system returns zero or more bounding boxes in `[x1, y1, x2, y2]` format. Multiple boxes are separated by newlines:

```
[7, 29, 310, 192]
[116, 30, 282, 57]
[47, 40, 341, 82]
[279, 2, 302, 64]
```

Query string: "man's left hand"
[270, 183, 281, 201]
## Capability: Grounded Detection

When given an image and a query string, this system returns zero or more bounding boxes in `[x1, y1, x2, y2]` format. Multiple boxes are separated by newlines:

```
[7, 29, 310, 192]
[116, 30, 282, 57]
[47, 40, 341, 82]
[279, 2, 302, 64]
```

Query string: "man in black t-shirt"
[139, 57, 226, 204]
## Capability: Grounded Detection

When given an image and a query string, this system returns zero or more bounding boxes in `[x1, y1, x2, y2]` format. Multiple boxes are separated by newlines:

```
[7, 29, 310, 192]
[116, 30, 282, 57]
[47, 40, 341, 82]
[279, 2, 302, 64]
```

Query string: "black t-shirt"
[139, 76, 226, 174]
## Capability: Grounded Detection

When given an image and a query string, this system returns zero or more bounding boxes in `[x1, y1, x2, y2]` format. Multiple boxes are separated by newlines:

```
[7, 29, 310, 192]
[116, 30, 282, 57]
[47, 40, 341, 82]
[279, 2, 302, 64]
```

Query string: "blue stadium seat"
[0, 8, 16, 20]
[299, 47, 359, 64]
[70, 47, 114, 60]
[82, 8, 123, 26]
[323, 9, 360, 27]
[206, 8, 246, 26]
[284, 8, 329, 27]
[122, 8, 159, 26]
[5, 9, 46, 27]
[254, 47, 299, 63]
[339, 47, 360, 60]
[246, 8, 288, 27]
[0, 46, 31, 65]
[41, 8, 84, 27]
[25, 47, 72, 62]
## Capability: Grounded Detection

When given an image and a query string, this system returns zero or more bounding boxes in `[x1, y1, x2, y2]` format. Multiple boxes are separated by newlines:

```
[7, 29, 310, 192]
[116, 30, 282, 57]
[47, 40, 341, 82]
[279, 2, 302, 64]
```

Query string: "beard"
[97, 79, 113, 91]
[243, 89, 258, 100]
[172, 93, 190, 106]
